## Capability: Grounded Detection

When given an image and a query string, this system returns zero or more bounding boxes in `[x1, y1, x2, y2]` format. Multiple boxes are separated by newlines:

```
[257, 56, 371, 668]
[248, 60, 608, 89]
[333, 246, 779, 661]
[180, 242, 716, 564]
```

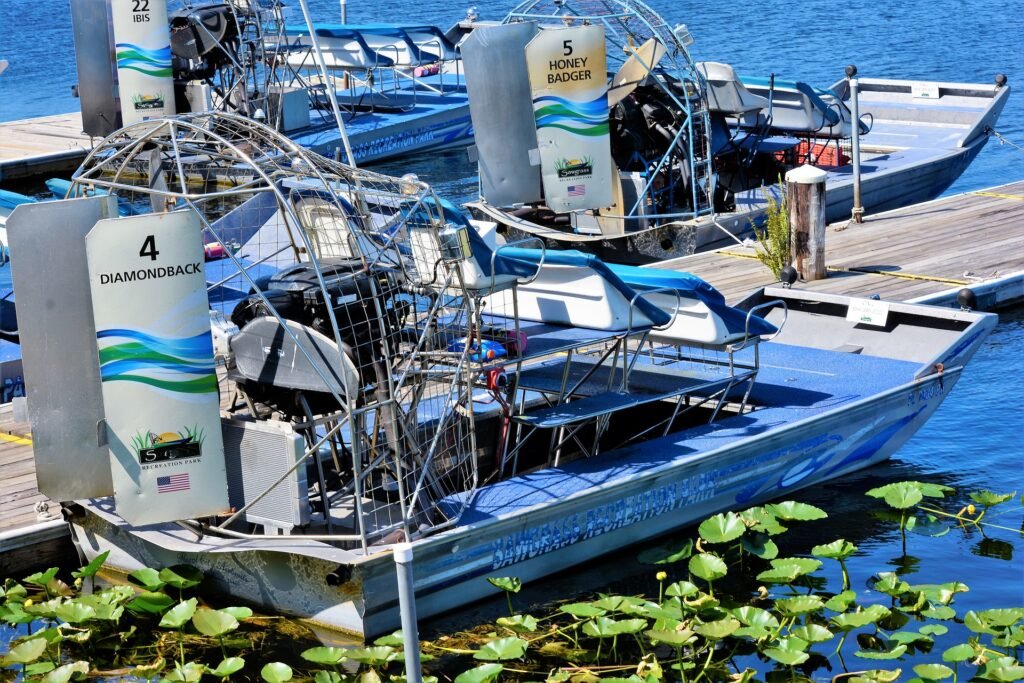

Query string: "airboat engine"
[169, 3, 241, 111]
[226, 260, 409, 417]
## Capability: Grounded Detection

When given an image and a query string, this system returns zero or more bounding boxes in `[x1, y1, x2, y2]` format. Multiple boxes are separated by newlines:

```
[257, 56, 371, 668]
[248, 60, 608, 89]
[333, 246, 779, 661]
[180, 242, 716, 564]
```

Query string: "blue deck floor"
[444, 343, 920, 523]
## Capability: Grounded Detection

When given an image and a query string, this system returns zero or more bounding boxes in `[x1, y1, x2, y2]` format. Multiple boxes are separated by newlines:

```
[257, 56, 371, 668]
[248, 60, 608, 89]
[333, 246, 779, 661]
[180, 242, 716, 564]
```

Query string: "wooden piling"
[786, 164, 828, 281]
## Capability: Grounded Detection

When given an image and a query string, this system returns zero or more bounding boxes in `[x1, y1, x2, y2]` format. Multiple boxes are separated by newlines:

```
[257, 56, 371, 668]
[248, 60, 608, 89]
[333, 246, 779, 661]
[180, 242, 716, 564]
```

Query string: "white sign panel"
[111, 0, 176, 124]
[846, 297, 890, 327]
[526, 25, 614, 213]
[86, 211, 228, 525]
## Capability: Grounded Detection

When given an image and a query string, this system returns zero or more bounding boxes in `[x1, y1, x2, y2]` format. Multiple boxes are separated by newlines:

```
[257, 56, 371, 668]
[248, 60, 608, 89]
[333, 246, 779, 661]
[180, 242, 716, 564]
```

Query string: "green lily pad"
[644, 628, 695, 646]
[965, 610, 1000, 635]
[739, 507, 788, 535]
[693, 617, 740, 640]
[346, 647, 396, 666]
[158, 565, 204, 590]
[763, 637, 810, 666]
[866, 482, 923, 509]
[741, 533, 780, 560]
[969, 490, 1016, 508]
[688, 553, 727, 582]
[560, 602, 606, 618]
[314, 672, 342, 683]
[71, 551, 110, 580]
[854, 644, 908, 660]
[890, 631, 933, 646]
[919, 624, 949, 636]
[637, 539, 694, 565]
[261, 662, 293, 683]
[454, 663, 503, 683]
[874, 573, 911, 596]
[774, 595, 824, 617]
[192, 607, 239, 637]
[826, 591, 857, 613]
[128, 567, 166, 592]
[914, 664, 953, 680]
[611, 618, 649, 635]
[497, 614, 538, 633]
[164, 662, 206, 682]
[25, 662, 56, 677]
[979, 608, 1024, 628]
[583, 617, 621, 638]
[790, 624, 833, 643]
[129, 591, 175, 615]
[979, 656, 1024, 682]
[733, 606, 780, 629]
[487, 577, 522, 593]
[2, 636, 48, 664]
[766, 501, 827, 521]
[812, 538, 857, 560]
[756, 566, 802, 584]
[54, 602, 96, 624]
[221, 606, 254, 621]
[474, 637, 527, 661]
[209, 657, 246, 678]
[40, 660, 89, 683]
[302, 647, 348, 665]
[698, 512, 745, 544]
[665, 581, 699, 598]
[374, 631, 405, 647]
[922, 605, 956, 620]
[24, 567, 60, 587]
[849, 669, 903, 683]
[134, 657, 166, 679]
[159, 598, 197, 629]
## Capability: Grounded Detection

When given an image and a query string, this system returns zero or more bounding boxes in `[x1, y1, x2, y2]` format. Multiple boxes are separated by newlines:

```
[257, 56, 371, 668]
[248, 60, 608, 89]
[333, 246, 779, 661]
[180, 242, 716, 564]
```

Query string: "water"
[0, 0, 1022, 647]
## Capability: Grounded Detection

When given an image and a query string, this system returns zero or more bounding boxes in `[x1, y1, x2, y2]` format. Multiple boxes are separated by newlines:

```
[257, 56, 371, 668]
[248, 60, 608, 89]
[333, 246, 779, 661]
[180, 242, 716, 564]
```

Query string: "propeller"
[607, 38, 666, 107]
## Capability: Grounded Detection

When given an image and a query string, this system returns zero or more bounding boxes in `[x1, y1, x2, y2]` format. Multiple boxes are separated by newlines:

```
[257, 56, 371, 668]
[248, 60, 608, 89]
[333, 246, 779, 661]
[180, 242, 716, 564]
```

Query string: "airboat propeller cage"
[462, 0, 714, 219]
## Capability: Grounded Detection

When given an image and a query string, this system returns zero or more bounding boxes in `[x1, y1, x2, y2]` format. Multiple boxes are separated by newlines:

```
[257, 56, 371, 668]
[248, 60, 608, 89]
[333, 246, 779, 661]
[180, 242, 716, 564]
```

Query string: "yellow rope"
[971, 191, 1024, 201]
[718, 250, 759, 259]
[0, 431, 32, 446]
[828, 266, 968, 286]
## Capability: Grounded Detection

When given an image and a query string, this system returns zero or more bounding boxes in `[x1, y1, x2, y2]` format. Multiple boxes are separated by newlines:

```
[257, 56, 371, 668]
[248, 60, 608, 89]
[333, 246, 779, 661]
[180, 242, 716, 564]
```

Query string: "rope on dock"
[0, 432, 32, 446]
[987, 127, 1024, 156]
[971, 191, 1024, 201]
[827, 266, 969, 286]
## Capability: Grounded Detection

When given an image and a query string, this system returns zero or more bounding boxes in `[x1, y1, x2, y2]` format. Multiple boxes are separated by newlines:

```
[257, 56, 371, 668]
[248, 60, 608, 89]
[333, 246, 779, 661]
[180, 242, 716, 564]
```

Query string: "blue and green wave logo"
[97, 329, 217, 394]
[533, 94, 609, 137]
[115, 43, 173, 78]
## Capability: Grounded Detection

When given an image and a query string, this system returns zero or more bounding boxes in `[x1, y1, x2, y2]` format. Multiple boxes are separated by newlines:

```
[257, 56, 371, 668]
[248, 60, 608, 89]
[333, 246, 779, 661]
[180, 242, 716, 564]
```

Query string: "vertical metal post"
[340, 0, 347, 23]
[846, 64, 863, 223]
[395, 543, 423, 683]
[297, 0, 358, 167]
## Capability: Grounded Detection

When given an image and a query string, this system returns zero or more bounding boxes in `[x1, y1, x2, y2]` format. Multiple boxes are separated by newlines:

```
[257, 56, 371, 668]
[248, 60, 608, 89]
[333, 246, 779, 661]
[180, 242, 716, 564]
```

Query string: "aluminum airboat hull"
[68, 289, 995, 639]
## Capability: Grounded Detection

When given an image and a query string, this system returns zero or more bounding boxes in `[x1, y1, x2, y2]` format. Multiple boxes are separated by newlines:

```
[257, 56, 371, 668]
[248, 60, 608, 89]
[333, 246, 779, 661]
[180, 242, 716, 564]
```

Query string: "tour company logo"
[132, 93, 165, 111]
[556, 156, 594, 179]
[132, 427, 204, 468]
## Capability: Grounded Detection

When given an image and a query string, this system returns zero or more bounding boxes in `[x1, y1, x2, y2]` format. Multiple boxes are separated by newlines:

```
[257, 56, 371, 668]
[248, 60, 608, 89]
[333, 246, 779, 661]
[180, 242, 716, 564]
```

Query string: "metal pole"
[340, 0, 347, 23]
[846, 64, 863, 223]
[395, 543, 423, 683]
[297, 0, 358, 167]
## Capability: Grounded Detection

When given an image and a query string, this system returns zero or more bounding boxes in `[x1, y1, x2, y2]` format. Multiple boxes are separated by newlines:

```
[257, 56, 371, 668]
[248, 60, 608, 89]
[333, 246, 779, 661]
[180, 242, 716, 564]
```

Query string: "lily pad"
[644, 628, 695, 646]
[733, 606, 780, 629]
[164, 662, 206, 682]
[23, 567, 60, 587]
[40, 661, 89, 683]
[854, 644, 908, 660]
[689, 553, 727, 582]
[826, 591, 857, 613]
[221, 606, 254, 621]
[790, 624, 833, 643]
[866, 482, 923, 509]
[739, 507, 788, 535]
[698, 512, 746, 544]
[346, 647, 396, 666]
[54, 602, 96, 624]
[474, 637, 527, 661]
[158, 565, 204, 590]
[497, 614, 538, 633]
[766, 501, 827, 521]
[665, 581, 699, 598]
[583, 617, 622, 638]
[693, 617, 740, 639]
[134, 657, 166, 679]
[128, 591, 175, 614]
[741, 533, 780, 560]
[128, 567, 166, 592]
[192, 607, 239, 637]
[922, 605, 956, 620]
[487, 577, 522, 593]
[774, 595, 824, 617]
[637, 539, 694, 565]
[914, 664, 953, 680]
[261, 662, 293, 683]
[302, 647, 348, 665]
[159, 598, 198, 629]
[763, 637, 810, 666]
[812, 539, 857, 560]
[374, 631, 405, 647]
[2, 636, 48, 664]
[560, 602, 606, 618]
[969, 490, 1016, 508]
[979, 656, 1024, 682]
[71, 551, 110, 580]
[454, 663, 504, 683]
[209, 658, 246, 678]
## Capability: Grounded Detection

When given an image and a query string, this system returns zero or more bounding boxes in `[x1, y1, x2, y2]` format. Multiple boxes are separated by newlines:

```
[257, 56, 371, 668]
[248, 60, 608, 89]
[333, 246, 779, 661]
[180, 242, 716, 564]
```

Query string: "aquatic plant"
[2, 483, 1020, 682]
[753, 178, 791, 279]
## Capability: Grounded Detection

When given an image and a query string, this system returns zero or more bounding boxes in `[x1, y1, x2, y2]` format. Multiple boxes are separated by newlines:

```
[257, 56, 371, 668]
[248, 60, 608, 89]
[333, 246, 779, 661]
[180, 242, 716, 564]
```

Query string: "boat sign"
[85, 210, 228, 525]
[110, 0, 176, 124]
[526, 25, 614, 213]
[846, 297, 890, 327]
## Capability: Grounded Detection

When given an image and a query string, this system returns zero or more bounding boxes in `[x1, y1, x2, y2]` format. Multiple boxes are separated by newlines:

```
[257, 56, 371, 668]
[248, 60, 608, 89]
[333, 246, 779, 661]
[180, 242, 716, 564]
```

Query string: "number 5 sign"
[85, 210, 228, 525]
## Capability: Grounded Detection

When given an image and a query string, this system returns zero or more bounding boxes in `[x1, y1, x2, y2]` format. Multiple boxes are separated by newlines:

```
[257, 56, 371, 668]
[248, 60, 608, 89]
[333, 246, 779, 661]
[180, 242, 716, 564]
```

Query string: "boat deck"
[1, 179, 1022, 573]
[661, 180, 1024, 308]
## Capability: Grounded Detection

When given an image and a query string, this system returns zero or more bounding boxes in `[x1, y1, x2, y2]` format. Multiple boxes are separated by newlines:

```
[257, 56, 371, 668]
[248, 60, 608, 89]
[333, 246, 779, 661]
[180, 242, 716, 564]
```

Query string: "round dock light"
[957, 288, 977, 311]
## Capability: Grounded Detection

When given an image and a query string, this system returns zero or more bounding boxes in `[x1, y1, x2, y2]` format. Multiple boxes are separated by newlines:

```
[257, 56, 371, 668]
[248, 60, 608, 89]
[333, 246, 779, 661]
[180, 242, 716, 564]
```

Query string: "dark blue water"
[0, 0, 1021, 645]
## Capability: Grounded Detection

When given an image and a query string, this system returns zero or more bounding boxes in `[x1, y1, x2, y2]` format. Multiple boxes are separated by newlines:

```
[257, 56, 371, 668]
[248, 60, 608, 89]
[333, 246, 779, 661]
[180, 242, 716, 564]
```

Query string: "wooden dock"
[0, 180, 1022, 576]
[0, 112, 93, 182]
[661, 180, 1024, 309]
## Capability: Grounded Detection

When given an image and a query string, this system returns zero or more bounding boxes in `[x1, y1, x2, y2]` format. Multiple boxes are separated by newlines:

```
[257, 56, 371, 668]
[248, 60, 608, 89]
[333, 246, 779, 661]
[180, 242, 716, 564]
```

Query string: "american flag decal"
[157, 473, 190, 493]
[567, 185, 586, 197]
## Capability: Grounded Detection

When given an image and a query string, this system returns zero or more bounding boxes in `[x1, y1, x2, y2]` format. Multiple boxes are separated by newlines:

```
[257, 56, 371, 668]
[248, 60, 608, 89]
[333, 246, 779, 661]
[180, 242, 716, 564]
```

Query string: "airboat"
[6, 112, 995, 638]
[461, 0, 1010, 263]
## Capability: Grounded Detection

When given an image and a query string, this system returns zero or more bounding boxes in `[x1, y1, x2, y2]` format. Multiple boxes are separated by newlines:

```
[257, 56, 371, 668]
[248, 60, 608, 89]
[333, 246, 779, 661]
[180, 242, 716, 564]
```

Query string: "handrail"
[491, 236, 546, 289]
[627, 285, 682, 335]
[733, 298, 787, 351]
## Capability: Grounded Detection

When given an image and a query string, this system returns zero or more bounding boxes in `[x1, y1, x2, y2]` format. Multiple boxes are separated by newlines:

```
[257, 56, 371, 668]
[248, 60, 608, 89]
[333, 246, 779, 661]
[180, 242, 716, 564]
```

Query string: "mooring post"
[395, 543, 423, 683]
[786, 164, 828, 281]
[846, 64, 864, 223]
